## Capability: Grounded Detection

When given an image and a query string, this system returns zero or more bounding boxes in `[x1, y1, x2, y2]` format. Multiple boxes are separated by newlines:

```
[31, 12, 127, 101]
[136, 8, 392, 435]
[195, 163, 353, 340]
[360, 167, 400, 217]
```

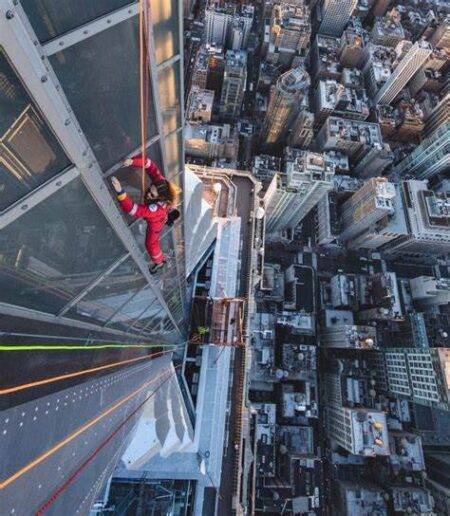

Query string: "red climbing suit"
[117, 157, 169, 264]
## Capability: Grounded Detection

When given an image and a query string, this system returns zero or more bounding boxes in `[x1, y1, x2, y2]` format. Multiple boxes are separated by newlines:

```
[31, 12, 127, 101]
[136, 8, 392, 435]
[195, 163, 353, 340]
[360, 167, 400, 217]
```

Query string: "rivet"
[41, 75, 47, 83]
[107, 19, 111, 24]
[83, 30, 89, 35]
[21, 204, 28, 210]
[65, 119, 71, 126]
[59, 40, 64, 46]
[5, 10, 14, 19]
[55, 181, 62, 187]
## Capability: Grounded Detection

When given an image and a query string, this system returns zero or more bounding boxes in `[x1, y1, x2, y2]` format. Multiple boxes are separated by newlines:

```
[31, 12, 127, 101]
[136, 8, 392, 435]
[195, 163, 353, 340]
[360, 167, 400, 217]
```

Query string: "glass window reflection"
[0, 178, 126, 313]
[21, 0, 132, 43]
[0, 49, 71, 211]
[66, 256, 148, 325]
[158, 62, 181, 136]
[151, 0, 179, 64]
[50, 18, 157, 170]
[164, 131, 183, 181]
[106, 285, 158, 331]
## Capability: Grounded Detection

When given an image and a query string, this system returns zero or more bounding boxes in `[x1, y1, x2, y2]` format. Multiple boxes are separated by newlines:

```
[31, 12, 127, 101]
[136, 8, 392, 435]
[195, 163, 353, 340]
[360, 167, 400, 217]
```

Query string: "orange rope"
[138, 0, 148, 202]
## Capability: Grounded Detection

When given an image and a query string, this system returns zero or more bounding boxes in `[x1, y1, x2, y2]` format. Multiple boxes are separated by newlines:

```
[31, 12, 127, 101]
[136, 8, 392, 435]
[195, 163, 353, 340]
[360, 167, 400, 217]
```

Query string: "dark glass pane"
[158, 62, 181, 136]
[50, 18, 157, 170]
[21, 0, 132, 42]
[66, 256, 148, 325]
[0, 48, 71, 211]
[151, 0, 179, 64]
[0, 178, 126, 313]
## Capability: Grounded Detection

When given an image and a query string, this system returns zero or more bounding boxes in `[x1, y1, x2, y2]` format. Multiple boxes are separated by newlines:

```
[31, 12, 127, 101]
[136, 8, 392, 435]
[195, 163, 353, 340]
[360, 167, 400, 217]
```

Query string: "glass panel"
[131, 301, 165, 331]
[151, 0, 179, 65]
[164, 131, 183, 181]
[106, 285, 159, 331]
[0, 178, 126, 313]
[158, 62, 181, 136]
[50, 18, 157, 170]
[65, 256, 148, 325]
[21, 0, 132, 43]
[0, 48, 71, 211]
[112, 142, 162, 225]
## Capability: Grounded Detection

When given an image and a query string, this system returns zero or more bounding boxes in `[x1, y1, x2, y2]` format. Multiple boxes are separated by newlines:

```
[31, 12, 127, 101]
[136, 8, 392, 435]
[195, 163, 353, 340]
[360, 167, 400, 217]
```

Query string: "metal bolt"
[12, 0, 19, 5]
[5, 10, 14, 19]
[41, 75, 47, 83]
[21, 204, 28, 211]
[59, 41, 64, 46]
[106, 19, 111, 24]
[64, 119, 71, 126]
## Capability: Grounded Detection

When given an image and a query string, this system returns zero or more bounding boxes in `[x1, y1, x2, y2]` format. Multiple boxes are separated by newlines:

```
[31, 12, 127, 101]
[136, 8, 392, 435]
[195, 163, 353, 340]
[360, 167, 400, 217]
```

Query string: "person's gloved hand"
[167, 209, 180, 226]
[123, 158, 133, 167]
[111, 176, 122, 193]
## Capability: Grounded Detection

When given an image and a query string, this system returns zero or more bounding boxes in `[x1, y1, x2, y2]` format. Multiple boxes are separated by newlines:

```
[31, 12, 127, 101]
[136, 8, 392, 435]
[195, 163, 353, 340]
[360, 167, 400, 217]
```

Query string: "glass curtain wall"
[0, 0, 186, 347]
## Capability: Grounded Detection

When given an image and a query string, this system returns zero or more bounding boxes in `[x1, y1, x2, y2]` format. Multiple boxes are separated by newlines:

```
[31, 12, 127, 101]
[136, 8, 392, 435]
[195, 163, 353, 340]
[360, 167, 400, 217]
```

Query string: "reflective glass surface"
[151, 0, 179, 64]
[0, 49, 71, 211]
[165, 130, 183, 181]
[0, 178, 126, 313]
[21, 0, 132, 43]
[105, 285, 159, 331]
[66, 256, 149, 325]
[50, 18, 157, 170]
[158, 62, 182, 136]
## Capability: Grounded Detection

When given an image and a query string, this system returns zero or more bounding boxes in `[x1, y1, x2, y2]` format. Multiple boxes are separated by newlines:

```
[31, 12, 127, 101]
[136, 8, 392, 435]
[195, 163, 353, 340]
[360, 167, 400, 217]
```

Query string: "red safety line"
[35, 364, 181, 515]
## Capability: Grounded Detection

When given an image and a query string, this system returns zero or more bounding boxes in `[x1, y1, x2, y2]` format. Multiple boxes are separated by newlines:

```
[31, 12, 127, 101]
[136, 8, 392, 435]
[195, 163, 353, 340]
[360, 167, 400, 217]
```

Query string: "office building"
[339, 20, 367, 68]
[424, 93, 450, 137]
[314, 79, 370, 128]
[429, 15, 450, 51]
[264, 149, 334, 233]
[362, 43, 397, 98]
[339, 177, 396, 244]
[335, 481, 387, 516]
[330, 273, 358, 309]
[357, 272, 403, 322]
[321, 325, 377, 350]
[410, 276, 450, 308]
[424, 452, 450, 516]
[185, 122, 238, 161]
[314, 117, 392, 177]
[309, 35, 342, 84]
[186, 87, 214, 123]
[391, 487, 434, 514]
[374, 40, 432, 105]
[317, 0, 358, 37]
[204, 1, 235, 47]
[0, 1, 189, 513]
[252, 154, 281, 190]
[382, 180, 450, 257]
[228, 4, 254, 51]
[388, 432, 425, 473]
[289, 109, 315, 149]
[371, 9, 405, 48]
[392, 123, 450, 180]
[267, 2, 311, 65]
[326, 405, 389, 456]
[261, 66, 310, 145]
[383, 348, 450, 409]
[219, 50, 247, 119]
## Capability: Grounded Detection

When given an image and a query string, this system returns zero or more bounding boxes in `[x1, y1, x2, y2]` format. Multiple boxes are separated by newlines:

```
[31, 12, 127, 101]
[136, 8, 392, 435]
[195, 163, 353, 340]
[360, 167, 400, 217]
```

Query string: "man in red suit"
[111, 156, 180, 273]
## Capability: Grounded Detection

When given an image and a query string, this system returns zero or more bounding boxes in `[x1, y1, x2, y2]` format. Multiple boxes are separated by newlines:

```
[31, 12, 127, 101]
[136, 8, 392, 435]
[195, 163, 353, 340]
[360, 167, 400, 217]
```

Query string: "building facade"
[0, 1, 189, 513]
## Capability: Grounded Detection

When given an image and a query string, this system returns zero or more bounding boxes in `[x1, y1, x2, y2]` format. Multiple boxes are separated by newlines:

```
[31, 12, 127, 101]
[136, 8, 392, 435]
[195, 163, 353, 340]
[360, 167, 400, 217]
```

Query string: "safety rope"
[138, 0, 149, 202]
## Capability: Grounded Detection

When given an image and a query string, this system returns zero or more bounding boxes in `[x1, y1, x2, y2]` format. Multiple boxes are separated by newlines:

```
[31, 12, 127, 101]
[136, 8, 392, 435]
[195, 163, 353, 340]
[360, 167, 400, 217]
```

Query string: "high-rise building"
[381, 180, 450, 257]
[186, 86, 214, 123]
[219, 50, 247, 119]
[429, 15, 450, 51]
[204, 1, 236, 47]
[371, 9, 405, 48]
[424, 93, 450, 137]
[185, 122, 238, 161]
[261, 66, 310, 145]
[321, 325, 377, 349]
[264, 149, 334, 233]
[314, 117, 393, 177]
[374, 40, 432, 105]
[335, 481, 388, 515]
[317, 0, 358, 38]
[382, 348, 450, 409]
[339, 177, 396, 244]
[267, 2, 311, 65]
[289, 109, 315, 149]
[392, 123, 450, 180]
[0, 1, 189, 513]
[326, 405, 389, 456]
[410, 276, 450, 308]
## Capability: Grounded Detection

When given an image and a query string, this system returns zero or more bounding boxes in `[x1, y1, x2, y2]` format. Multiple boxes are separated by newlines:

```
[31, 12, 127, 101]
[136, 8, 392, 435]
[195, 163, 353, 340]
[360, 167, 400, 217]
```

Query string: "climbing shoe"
[149, 261, 166, 274]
